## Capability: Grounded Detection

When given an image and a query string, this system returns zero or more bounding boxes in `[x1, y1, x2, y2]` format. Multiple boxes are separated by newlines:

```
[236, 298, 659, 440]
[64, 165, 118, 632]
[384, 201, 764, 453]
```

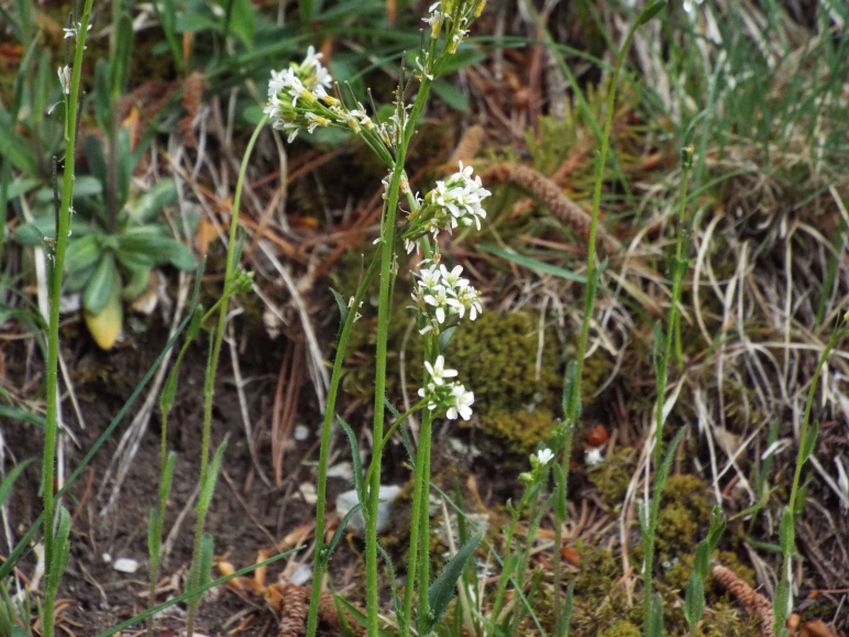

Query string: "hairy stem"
[41, 2, 94, 634]
[185, 117, 266, 636]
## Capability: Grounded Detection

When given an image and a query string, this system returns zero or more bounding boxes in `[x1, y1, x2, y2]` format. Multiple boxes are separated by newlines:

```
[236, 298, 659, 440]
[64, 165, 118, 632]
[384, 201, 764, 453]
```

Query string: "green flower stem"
[555, 9, 655, 633]
[366, 73, 434, 637]
[41, 2, 93, 635]
[642, 147, 693, 626]
[551, 418, 573, 635]
[304, 251, 379, 637]
[185, 116, 267, 637]
[415, 409, 434, 633]
[401, 406, 433, 637]
[774, 318, 849, 637]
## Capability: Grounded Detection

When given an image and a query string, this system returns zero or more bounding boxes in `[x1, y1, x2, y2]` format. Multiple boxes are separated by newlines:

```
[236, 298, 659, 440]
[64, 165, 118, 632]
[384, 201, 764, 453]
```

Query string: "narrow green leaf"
[65, 234, 102, 274]
[110, 12, 133, 94]
[122, 266, 151, 301]
[83, 253, 121, 315]
[637, 1, 667, 26]
[655, 427, 686, 490]
[198, 533, 214, 588]
[426, 532, 484, 633]
[147, 508, 160, 562]
[229, 0, 256, 46]
[160, 451, 176, 504]
[684, 574, 704, 627]
[129, 179, 178, 223]
[187, 304, 204, 340]
[431, 80, 469, 112]
[329, 286, 348, 323]
[160, 239, 197, 271]
[198, 442, 227, 513]
[0, 458, 35, 506]
[478, 243, 586, 283]
[324, 503, 362, 562]
[93, 59, 112, 133]
[647, 592, 664, 637]
[46, 507, 72, 599]
[338, 417, 366, 511]
[778, 507, 795, 553]
[799, 420, 820, 465]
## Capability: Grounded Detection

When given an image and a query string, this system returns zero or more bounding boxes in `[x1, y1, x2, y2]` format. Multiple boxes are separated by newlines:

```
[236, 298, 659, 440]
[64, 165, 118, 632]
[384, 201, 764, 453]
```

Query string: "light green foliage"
[13, 132, 195, 345]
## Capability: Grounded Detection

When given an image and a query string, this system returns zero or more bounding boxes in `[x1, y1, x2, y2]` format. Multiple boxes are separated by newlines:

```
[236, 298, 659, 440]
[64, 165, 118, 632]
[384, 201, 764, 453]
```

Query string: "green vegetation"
[1, 1, 847, 636]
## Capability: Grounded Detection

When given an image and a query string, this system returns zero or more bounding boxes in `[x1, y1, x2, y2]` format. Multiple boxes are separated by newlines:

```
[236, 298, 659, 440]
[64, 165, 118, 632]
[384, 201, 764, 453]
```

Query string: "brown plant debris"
[481, 162, 622, 254]
[217, 554, 361, 636]
[712, 564, 775, 637]
[266, 582, 309, 637]
[180, 71, 205, 147]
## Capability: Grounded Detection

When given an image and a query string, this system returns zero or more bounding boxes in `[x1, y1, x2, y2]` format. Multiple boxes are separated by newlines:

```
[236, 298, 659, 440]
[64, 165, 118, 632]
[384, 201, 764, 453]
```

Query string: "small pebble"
[294, 424, 310, 441]
[336, 485, 402, 536]
[112, 557, 139, 574]
[288, 563, 312, 586]
[326, 462, 353, 480]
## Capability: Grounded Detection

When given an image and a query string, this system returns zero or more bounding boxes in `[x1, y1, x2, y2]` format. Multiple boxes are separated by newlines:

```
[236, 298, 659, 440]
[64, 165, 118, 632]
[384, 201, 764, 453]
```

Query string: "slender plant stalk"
[773, 318, 849, 636]
[304, 253, 380, 637]
[41, 2, 94, 635]
[551, 413, 573, 636]
[642, 147, 694, 626]
[554, 11, 653, 634]
[185, 116, 267, 636]
[415, 408, 434, 632]
[366, 75, 433, 637]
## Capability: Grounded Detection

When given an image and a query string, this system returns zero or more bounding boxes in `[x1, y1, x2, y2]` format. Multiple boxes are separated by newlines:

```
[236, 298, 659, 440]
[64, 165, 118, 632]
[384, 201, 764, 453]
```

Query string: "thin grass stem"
[41, 3, 94, 634]
[185, 116, 267, 636]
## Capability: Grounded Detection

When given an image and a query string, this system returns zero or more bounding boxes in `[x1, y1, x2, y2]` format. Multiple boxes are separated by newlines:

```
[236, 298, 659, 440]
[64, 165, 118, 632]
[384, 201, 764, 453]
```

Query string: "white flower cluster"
[425, 162, 490, 231]
[403, 162, 490, 251]
[412, 261, 482, 328]
[422, 0, 485, 55]
[417, 355, 475, 420]
[265, 46, 380, 144]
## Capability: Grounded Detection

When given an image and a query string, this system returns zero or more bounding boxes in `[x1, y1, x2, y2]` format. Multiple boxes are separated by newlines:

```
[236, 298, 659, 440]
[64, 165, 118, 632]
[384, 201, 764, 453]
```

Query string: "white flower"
[423, 285, 451, 324]
[536, 448, 554, 466]
[439, 264, 467, 289]
[424, 355, 458, 385]
[446, 384, 474, 420]
[413, 163, 490, 241]
[265, 47, 336, 140]
[62, 21, 91, 40]
[417, 379, 474, 421]
[57, 66, 71, 95]
[412, 259, 483, 329]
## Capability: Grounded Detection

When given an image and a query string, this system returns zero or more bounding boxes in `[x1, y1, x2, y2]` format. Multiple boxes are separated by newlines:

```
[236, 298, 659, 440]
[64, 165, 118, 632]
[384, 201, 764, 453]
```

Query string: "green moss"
[655, 475, 713, 556]
[479, 408, 556, 453]
[588, 447, 637, 506]
[599, 620, 641, 637]
[450, 310, 560, 413]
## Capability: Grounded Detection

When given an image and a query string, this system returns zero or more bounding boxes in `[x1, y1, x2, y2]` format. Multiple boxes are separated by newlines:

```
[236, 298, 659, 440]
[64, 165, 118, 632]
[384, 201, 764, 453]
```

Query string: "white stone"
[112, 557, 139, 574]
[336, 485, 402, 536]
